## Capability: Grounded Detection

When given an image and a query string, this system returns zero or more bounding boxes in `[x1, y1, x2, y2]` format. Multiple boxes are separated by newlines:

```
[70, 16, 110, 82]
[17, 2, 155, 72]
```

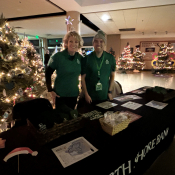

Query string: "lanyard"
[94, 52, 105, 76]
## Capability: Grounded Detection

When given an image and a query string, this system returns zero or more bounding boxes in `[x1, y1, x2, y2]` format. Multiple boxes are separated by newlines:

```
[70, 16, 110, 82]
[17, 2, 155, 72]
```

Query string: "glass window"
[29, 40, 39, 46]
[47, 38, 62, 47]
[82, 37, 93, 46]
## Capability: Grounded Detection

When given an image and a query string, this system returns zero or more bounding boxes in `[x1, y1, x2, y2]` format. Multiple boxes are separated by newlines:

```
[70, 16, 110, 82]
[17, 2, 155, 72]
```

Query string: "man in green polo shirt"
[81, 30, 116, 104]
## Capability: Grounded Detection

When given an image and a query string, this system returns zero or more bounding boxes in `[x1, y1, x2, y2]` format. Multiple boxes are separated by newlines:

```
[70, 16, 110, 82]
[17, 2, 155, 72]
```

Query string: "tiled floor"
[115, 70, 175, 175]
[114, 70, 175, 93]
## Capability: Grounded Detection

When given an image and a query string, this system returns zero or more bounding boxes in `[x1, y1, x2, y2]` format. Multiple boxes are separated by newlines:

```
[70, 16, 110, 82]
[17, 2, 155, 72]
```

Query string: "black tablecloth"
[0, 87, 175, 175]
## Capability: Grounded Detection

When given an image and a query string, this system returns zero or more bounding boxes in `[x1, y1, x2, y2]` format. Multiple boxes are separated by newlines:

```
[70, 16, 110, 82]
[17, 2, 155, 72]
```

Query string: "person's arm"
[81, 56, 92, 103]
[108, 55, 116, 100]
[108, 72, 115, 100]
[81, 74, 92, 103]
[44, 54, 47, 65]
[45, 66, 60, 105]
[45, 66, 54, 92]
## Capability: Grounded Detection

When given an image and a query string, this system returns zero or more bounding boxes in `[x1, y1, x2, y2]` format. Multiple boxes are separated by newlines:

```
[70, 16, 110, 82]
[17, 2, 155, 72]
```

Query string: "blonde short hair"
[63, 31, 84, 49]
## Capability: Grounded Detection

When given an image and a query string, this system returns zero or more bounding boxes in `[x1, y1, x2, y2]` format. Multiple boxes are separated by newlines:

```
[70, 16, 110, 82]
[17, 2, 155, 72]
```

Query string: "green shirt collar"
[62, 49, 78, 60]
[93, 51, 104, 60]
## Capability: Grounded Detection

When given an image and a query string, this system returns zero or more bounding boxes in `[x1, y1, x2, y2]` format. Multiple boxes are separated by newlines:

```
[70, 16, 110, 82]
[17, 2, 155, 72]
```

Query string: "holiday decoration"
[0, 14, 46, 129]
[109, 47, 116, 58]
[151, 43, 175, 70]
[4, 147, 38, 173]
[65, 16, 74, 25]
[4, 147, 38, 162]
[132, 45, 145, 72]
[65, 16, 75, 32]
[117, 43, 133, 72]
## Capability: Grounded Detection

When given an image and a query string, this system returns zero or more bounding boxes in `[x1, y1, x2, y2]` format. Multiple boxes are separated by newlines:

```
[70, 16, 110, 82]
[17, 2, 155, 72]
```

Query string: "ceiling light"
[119, 28, 135, 31]
[101, 14, 110, 22]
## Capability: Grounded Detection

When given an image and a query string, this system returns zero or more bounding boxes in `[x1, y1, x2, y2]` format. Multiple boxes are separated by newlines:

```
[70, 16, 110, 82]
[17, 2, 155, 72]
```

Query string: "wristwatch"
[108, 91, 112, 93]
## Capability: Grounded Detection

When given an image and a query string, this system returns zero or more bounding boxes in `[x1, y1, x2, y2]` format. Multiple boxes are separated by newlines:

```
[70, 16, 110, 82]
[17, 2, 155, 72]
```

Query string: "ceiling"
[0, 0, 175, 39]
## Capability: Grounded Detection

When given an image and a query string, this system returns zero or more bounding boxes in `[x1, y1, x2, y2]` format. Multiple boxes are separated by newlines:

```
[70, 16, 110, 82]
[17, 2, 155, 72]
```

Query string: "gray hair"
[93, 30, 106, 44]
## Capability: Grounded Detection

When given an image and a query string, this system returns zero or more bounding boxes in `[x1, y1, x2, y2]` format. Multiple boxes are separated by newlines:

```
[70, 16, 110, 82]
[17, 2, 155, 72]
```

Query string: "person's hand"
[85, 93, 92, 104]
[49, 91, 60, 106]
[108, 93, 113, 101]
[0, 138, 6, 149]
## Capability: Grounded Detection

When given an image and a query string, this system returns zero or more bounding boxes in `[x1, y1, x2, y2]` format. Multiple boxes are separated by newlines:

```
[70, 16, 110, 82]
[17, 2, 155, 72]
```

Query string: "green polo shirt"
[82, 51, 116, 101]
[48, 49, 83, 97]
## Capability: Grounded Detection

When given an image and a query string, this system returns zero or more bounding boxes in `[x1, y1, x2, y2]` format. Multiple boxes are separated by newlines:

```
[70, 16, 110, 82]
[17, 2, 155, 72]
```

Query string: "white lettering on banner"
[151, 139, 156, 149]
[122, 161, 131, 175]
[135, 128, 169, 163]
[110, 161, 132, 175]
[114, 165, 122, 175]
[109, 128, 169, 175]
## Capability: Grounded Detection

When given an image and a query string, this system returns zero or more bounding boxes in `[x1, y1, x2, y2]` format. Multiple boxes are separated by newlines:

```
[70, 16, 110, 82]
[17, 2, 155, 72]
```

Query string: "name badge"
[96, 82, 102, 91]
[106, 60, 109, 64]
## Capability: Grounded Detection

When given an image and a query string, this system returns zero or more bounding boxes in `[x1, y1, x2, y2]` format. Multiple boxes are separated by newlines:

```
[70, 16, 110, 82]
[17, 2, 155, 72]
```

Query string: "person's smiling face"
[67, 36, 79, 55]
[93, 38, 105, 53]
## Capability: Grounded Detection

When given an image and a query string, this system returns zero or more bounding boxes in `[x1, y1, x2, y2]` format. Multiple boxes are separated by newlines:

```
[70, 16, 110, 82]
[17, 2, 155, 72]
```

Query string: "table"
[0, 87, 175, 175]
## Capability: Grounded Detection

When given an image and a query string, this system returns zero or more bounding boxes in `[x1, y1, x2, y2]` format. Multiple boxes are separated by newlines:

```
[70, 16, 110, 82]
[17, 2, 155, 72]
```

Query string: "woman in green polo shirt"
[45, 31, 84, 109]
[81, 30, 116, 104]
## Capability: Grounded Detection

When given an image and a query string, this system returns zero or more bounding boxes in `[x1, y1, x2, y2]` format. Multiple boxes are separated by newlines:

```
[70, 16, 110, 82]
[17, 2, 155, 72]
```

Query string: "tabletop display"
[0, 86, 175, 175]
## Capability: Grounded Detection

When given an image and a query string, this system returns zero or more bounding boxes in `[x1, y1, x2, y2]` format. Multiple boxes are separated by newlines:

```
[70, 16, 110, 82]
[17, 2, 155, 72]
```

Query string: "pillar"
[66, 11, 80, 34]
[107, 34, 121, 60]
[43, 38, 48, 51]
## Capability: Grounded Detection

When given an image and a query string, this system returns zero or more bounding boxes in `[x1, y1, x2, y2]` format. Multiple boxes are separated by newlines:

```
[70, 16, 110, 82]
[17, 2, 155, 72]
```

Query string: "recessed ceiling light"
[14, 27, 23, 29]
[101, 14, 110, 22]
[119, 28, 135, 31]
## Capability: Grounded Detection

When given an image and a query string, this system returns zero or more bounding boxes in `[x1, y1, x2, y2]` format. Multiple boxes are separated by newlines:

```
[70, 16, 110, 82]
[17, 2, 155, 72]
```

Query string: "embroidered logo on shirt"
[106, 60, 109, 64]
[77, 59, 80, 64]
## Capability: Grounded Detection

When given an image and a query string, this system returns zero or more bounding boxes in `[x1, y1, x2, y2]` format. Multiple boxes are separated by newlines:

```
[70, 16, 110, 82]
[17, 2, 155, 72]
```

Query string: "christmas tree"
[117, 42, 133, 71]
[109, 47, 116, 58]
[0, 15, 46, 131]
[152, 43, 175, 70]
[132, 45, 145, 72]
[165, 43, 175, 69]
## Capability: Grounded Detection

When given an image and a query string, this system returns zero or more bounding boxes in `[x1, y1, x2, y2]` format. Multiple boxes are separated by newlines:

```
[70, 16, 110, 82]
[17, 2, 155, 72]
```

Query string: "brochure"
[52, 137, 98, 168]
[96, 101, 118, 109]
[114, 95, 142, 102]
[131, 90, 145, 94]
[145, 100, 168, 110]
[121, 101, 143, 110]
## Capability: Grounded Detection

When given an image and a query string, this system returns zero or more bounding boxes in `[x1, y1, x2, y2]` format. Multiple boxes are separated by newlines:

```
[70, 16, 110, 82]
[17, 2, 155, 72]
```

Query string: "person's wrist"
[108, 90, 112, 94]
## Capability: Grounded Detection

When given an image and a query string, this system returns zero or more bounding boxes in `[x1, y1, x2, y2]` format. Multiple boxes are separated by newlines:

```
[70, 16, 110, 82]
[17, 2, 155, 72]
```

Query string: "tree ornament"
[17, 88, 23, 96]
[21, 56, 25, 62]
[3, 89, 6, 97]
[65, 16, 74, 25]
[18, 74, 24, 78]
[0, 48, 4, 60]
[20, 63, 26, 69]
[3, 108, 12, 119]
[9, 69, 16, 78]
[25, 67, 32, 75]
[25, 58, 29, 65]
